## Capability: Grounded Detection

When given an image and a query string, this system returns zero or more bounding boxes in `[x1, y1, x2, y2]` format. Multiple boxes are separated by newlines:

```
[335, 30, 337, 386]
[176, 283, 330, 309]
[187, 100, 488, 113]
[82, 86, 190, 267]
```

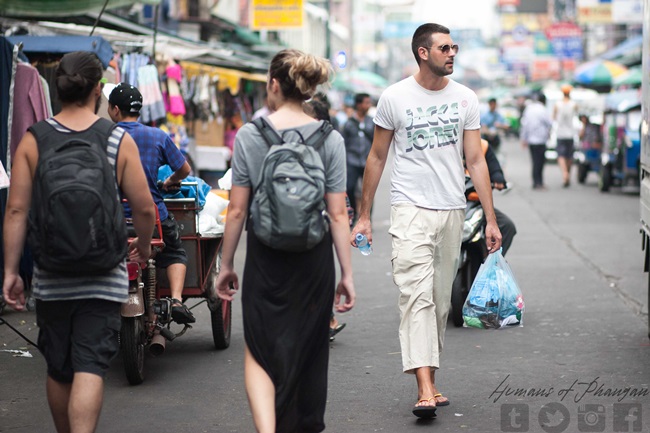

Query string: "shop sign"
[250, 0, 303, 30]
[577, 0, 612, 23]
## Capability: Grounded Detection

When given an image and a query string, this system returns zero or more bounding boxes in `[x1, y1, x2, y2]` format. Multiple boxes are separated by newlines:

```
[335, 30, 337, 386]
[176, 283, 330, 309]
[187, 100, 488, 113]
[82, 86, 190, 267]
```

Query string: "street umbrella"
[573, 59, 628, 86]
[613, 65, 643, 88]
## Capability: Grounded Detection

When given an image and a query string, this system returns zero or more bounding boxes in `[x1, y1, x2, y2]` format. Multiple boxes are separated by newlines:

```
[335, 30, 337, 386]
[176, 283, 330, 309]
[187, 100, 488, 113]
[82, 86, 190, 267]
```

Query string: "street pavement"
[1, 135, 649, 433]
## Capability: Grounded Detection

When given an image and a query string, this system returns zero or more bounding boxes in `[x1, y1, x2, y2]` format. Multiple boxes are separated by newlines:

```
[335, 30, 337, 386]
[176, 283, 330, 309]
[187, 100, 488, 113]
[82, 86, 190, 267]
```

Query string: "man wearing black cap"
[105, 82, 195, 324]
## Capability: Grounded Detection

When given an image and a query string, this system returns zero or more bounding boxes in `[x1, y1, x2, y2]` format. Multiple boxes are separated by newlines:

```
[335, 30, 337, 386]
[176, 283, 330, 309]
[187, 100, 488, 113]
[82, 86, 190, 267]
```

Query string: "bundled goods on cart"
[158, 165, 229, 235]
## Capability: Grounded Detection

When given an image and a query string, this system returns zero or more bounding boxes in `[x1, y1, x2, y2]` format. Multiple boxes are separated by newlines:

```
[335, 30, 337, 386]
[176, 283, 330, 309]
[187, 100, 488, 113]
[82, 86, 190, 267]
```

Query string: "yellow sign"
[577, 5, 612, 24]
[250, 0, 304, 30]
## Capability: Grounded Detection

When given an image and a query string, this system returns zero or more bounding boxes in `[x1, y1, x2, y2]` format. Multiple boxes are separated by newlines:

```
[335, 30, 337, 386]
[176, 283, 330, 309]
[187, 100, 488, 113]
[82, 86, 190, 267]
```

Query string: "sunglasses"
[436, 44, 459, 54]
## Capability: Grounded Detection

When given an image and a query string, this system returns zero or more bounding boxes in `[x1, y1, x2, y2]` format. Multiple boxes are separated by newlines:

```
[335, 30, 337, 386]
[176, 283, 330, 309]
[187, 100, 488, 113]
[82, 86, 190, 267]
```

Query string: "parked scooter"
[450, 176, 488, 327]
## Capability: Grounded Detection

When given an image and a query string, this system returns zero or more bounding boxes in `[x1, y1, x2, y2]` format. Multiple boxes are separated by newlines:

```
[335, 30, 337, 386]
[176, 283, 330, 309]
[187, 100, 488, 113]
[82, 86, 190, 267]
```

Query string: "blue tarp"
[6, 35, 113, 68]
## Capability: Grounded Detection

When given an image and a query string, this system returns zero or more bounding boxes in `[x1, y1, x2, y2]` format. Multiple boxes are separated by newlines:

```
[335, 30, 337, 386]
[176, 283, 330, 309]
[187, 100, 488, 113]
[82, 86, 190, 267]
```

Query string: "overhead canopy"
[0, 0, 160, 17]
[599, 35, 643, 67]
[6, 35, 113, 68]
[605, 89, 641, 113]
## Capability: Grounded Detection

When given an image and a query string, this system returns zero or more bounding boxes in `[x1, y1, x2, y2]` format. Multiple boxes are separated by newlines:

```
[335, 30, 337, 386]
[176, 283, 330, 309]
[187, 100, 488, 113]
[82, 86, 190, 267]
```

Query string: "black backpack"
[27, 118, 128, 275]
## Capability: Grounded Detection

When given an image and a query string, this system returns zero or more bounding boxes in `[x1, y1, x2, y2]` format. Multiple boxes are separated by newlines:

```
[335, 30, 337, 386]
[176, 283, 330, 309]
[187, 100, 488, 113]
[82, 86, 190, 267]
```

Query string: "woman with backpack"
[215, 49, 356, 433]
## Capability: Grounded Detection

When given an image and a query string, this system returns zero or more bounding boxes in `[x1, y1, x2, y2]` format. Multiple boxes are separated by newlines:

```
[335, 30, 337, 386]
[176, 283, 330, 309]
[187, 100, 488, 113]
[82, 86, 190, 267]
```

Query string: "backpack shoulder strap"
[252, 117, 283, 147]
[91, 117, 116, 139]
[28, 120, 56, 155]
[304, 121, 334, 150]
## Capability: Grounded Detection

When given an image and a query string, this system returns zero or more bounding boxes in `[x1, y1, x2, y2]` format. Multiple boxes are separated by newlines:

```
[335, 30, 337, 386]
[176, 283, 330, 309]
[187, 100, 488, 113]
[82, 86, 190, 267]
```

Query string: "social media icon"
[613, 403, 642, 432]
[501, 404, 529, 432]
[577, 403, 606, 432]
[538, 402, 571, 433]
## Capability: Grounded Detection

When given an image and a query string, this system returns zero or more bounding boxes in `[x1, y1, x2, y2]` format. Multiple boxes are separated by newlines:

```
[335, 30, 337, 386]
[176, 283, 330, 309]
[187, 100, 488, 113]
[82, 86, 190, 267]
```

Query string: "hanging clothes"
[11, 62, 48, 159]
[137, 64, 166, 124]
[165, 61, 186, 116]
[0, 37, 15, 171]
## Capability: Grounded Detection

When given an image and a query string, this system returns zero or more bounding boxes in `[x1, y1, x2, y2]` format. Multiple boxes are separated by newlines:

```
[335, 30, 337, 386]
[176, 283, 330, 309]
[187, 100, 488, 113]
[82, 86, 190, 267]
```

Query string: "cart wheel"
[577, 164, 588, 184]
[450, 271, 465, 328]
[121, 316, 145, 385]
[208, 242, 231, 349]
[210, 299, 232, 350]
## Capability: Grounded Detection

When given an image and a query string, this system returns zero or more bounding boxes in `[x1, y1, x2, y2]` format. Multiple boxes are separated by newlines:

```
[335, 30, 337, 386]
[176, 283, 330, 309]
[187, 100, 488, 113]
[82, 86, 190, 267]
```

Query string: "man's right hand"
[2, 273, 26, 311]
[351, 217, 372, 247]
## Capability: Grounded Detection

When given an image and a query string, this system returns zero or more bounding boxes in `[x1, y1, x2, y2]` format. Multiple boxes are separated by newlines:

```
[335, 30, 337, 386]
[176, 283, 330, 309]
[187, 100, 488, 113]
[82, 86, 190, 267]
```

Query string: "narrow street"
[1, 136, 649, 433]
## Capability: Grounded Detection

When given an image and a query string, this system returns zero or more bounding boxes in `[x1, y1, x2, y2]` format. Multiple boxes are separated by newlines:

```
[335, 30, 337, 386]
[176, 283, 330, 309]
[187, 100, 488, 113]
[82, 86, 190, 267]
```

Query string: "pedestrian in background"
[554, 84, 578, 187]
[351, 23, 501, 419]
[342, 92, 374, 221]
[520, 93, 553, 190]
[304, 97, 349, 342]
[2, 51, 155, 433]
[480, 97, 509, 152]
[215, 49, 355, 433]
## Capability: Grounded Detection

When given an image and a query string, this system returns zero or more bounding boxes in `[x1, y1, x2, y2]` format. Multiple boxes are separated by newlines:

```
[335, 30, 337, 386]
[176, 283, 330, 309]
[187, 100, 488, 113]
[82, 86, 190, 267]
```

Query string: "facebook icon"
[613, 403, 642, 432]
[501, 404, 529, 432]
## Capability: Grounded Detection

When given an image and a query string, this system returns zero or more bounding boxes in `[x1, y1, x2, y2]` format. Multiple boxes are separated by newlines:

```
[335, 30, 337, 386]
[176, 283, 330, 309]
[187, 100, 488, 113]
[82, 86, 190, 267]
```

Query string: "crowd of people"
[3, 19, 599, 433]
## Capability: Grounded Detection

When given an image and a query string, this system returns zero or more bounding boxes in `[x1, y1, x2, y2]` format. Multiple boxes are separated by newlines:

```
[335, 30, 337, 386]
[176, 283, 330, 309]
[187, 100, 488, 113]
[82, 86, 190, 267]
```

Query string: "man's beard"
[425, 59, 452, 77]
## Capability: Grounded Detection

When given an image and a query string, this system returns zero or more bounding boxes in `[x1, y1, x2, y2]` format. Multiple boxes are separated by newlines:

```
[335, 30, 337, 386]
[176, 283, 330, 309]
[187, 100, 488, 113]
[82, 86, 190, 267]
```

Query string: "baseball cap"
[103, 82, 143, 114]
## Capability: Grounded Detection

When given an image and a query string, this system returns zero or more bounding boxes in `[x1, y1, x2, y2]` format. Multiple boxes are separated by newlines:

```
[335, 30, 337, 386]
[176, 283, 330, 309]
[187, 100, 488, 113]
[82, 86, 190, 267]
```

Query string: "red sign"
[545, 22, 582, 40]
[498, 0, 520, 6]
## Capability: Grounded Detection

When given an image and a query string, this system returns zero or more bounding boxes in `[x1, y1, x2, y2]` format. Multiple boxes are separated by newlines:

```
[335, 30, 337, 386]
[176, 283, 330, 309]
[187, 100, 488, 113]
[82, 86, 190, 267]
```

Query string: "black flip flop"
[434, 393, 450, 407]
[412, 398, 437, 418]
[329, 323, 346, 341]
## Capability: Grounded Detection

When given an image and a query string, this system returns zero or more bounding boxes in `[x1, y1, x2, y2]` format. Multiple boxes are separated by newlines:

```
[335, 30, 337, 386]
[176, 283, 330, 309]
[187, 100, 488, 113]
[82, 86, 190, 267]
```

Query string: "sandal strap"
[416, 397, 436, 404]
[171, 298, 183, 305]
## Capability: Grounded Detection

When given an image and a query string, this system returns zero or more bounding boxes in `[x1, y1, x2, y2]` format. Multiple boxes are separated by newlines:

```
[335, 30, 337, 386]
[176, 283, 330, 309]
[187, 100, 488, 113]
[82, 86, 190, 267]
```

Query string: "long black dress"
[242, 228, 335, 433]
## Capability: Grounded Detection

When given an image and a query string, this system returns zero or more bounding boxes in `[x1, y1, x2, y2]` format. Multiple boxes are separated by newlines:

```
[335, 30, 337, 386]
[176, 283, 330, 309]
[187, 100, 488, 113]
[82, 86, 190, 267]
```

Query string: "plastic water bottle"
[355, 233, 373, 256]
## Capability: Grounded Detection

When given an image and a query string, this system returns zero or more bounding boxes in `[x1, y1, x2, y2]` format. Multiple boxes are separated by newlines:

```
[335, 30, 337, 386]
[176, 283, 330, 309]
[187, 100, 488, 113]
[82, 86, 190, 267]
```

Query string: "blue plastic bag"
[462, 249, 524, 329]
[157, 165, 212, 208]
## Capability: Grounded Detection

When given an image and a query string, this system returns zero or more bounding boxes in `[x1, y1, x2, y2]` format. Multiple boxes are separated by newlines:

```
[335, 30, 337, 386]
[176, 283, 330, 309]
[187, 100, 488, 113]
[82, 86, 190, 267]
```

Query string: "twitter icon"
[538, 402, 571, 433]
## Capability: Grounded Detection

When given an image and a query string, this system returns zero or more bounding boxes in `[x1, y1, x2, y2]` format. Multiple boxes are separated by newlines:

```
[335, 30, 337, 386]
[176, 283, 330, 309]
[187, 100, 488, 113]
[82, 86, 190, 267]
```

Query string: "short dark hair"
[354, 93, 370, 108]
[304, 99, 331, 122]
[488, 98, 497, 104]
[411, 23, 451, 65]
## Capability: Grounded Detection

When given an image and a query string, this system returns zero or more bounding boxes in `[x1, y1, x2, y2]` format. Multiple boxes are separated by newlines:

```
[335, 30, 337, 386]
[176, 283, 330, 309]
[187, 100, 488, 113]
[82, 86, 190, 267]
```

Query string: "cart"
[120, 183, 231, 385]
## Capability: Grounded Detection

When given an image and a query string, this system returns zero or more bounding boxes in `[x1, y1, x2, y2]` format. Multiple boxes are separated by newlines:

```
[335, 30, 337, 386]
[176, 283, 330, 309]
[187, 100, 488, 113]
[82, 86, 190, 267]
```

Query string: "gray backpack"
[251, 118, 333, 252]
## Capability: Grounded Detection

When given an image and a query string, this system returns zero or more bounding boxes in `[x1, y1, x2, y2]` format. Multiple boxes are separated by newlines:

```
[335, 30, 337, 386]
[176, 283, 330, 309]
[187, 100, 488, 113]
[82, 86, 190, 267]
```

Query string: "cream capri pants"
[389, 204, 464, 373]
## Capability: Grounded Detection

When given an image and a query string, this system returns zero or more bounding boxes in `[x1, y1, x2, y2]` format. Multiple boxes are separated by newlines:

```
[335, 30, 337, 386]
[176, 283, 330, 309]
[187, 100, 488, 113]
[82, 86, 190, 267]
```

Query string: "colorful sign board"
[250, 0, 303, 30]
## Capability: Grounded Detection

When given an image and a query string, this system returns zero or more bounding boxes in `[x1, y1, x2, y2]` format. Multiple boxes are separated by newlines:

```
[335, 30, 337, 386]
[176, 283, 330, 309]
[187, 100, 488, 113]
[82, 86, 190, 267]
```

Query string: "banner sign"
[250, 0, 303, 30]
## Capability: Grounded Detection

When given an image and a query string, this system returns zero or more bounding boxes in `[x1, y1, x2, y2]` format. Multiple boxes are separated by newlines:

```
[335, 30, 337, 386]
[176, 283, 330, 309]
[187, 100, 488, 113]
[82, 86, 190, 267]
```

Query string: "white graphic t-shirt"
[374, 76, 480, 210]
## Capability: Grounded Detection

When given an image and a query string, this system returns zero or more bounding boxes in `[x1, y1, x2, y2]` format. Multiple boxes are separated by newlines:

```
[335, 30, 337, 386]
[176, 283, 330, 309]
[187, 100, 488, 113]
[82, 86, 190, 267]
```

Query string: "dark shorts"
[36, 299, 121, 383]
[156, 214, 188, 268]
[556, 138, 575, 159]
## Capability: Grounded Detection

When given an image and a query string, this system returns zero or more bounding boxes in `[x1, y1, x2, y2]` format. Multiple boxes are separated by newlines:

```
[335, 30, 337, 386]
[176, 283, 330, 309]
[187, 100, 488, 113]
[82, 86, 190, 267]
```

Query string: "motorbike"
[120, 184, 230, 385]
[450, 177, 489, 328]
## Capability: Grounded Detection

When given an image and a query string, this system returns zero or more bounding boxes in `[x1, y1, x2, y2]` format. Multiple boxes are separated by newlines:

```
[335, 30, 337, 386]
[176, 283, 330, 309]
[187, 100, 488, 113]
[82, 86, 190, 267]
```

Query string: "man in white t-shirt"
[351, 23, 502, 419]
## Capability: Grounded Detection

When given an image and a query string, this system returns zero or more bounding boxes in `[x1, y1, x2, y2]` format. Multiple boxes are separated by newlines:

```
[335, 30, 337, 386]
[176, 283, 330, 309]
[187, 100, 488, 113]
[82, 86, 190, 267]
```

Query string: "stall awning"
[181, 61, 267, 94]
[6, 35, 113, 68]
[0, 0, 160, 17]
